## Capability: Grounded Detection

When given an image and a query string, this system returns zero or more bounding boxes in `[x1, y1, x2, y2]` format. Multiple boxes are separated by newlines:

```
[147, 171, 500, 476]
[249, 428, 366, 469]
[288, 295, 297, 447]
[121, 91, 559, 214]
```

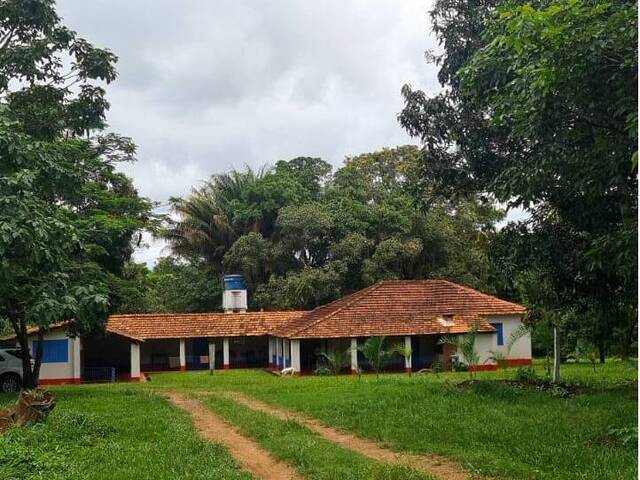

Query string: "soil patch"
[165, 392, 301, 480]
[222, 391, 480, 480]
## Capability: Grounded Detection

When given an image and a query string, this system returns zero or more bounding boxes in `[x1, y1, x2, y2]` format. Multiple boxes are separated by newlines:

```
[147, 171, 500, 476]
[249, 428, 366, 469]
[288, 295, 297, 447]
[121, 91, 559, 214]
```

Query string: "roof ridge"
[109, 311, 307, 318]
[291, 282, 386, 336]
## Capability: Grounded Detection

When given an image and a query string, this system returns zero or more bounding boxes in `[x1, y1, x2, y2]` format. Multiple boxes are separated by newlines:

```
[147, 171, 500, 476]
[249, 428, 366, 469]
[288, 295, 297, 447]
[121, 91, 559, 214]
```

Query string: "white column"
[283, 340, 288, 368]
[130, 342, 141, 380]
[223, 337, 230, 369]
[208, 342, 216, 371]
[350, 338, 358, 374]
[179, 338, 186, 371]
[275, 338, 282, 368]
[268, 336, 274, 367]
[290, 339, 301, 373]
[72, 337, 81, 382]
[281, 338, 286, 368]
[404, 336, 412, 372]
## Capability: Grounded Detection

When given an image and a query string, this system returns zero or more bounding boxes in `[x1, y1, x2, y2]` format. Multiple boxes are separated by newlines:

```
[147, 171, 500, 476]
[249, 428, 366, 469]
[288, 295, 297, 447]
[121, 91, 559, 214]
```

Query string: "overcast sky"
[56, 1, 442, 265]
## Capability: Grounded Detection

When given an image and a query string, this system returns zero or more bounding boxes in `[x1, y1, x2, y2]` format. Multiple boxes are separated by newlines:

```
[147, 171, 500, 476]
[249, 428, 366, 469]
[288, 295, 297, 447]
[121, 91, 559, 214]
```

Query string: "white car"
[0, 348, 24, 392]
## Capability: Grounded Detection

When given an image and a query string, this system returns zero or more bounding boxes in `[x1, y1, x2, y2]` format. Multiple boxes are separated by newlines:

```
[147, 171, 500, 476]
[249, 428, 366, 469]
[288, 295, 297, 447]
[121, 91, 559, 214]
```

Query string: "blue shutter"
[33, 339, 69, 363]
[490, 323, 504, 346]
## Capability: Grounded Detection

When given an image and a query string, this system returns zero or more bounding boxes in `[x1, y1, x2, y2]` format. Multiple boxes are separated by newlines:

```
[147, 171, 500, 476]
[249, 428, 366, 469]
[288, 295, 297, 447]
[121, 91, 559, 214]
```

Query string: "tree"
[0, 0, 117, 137]
[358, 336, 398, 378]
[222, 232, 271, 296]
[0, 1, 151, 388]
[276, 202, 334, 268]
[146, 257, 223, 313]
[165, 168, 265, 268]
[391, 340, 413, 375]
[255, 266, 343, 311]
[161, 147, 503, 311]
[320, 348, 351, 375]
[0, 119, 105, 388]
[440, 323, 480, 379]
[399, 0, 637, 363]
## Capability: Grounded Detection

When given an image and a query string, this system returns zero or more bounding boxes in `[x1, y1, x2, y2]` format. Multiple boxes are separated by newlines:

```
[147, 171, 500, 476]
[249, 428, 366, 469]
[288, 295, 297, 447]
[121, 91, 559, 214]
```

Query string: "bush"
[314, 366, 331, 376]
[431, 361, 443, 373]
[451, 359, 468, 372]
[514, 366, 539, 383]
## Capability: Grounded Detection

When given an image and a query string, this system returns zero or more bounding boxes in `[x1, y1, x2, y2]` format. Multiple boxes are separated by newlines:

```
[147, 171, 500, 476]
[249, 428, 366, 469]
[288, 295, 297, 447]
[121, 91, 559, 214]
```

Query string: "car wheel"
[0, 373, 21, 392]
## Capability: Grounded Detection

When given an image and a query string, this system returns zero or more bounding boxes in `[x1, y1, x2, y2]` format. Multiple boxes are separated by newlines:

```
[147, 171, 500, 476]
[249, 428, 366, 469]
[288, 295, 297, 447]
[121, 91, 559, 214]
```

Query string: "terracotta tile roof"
[106, 311, 305, 341]
[276, 280, 526, 339]
[0, 321, 72, 341]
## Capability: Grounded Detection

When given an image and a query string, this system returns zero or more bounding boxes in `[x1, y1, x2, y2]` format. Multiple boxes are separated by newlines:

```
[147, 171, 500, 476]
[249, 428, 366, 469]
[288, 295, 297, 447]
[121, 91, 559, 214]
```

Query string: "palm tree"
[392, 341, 413, 375]
[163, 167, 267, 268]
[439, 323, 480, 379]
[359, 336, 397, 378]
[320, 348, 351, 375]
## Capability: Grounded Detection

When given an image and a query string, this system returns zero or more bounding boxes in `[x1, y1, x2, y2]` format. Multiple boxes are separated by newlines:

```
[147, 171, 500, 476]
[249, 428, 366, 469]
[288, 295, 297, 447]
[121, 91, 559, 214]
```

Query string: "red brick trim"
[507, 358, 532, 367]
[38, 378, 82, 385]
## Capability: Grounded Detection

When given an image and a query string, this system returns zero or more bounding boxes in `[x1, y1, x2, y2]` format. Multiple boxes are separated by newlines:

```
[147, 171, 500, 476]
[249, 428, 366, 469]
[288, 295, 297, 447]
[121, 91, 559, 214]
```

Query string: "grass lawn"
[0, 386, 251, 480]
[0, 359, 636, 480]
[203, 393, 431, 480]
[150, 360, 638, 480]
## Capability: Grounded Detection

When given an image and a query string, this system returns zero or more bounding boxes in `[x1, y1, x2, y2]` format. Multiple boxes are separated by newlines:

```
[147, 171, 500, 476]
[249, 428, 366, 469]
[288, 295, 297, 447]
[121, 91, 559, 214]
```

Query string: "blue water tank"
[223, 274, 246, 290]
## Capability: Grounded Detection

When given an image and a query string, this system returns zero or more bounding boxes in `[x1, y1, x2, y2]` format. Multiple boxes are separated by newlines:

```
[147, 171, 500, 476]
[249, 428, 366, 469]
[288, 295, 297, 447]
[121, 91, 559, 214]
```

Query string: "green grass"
[149, 360, 638, 480]
[0, 360, 635, 480]
[202, 393, 431, 480]
[0, 386, 251, 480]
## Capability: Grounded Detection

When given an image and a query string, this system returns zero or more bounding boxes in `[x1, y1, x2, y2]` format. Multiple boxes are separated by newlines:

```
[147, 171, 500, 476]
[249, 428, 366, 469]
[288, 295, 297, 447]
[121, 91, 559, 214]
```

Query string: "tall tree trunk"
[32, 330, 44, 386]
[552, 326, 561, 384]
[7, 307, 39, 390]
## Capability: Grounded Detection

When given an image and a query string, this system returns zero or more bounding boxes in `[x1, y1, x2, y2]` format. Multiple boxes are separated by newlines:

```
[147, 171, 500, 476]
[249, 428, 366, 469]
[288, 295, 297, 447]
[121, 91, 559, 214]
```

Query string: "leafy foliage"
[0, 1, 152, 387]
[358, 336, 399, 377]
[399, 0, 637, 364]
[319, 348, 351, 375]
[158, 145, 503, 311]
[440, 323, 480, 378]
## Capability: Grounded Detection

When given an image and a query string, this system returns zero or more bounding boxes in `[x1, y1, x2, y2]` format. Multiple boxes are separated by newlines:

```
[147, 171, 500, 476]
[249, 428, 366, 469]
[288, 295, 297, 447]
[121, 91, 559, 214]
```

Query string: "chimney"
[222, 274, 248, 313]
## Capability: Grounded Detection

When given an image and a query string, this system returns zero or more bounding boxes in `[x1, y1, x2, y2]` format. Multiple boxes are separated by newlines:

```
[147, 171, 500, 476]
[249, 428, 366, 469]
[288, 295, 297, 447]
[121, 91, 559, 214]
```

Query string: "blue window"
[490, 323, 504, 346]
[33, 339, 69, 363]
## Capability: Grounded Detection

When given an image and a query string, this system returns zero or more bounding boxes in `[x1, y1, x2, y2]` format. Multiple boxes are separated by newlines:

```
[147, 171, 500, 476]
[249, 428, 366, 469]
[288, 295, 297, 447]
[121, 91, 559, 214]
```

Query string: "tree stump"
[0, 390, 56, 432]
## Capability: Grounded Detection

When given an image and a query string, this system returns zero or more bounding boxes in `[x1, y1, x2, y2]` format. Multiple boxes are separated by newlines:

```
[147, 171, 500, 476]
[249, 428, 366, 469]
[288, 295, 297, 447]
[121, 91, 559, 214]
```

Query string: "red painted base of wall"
[404, 367, 412, 373]
[179, 366, 187, 371]
[507, 358, 532, 367]
[469, 358, 532, 371]
[223, 364, 230, 369]
[118, 373, 143, 382]
[39, 378, 82, 386]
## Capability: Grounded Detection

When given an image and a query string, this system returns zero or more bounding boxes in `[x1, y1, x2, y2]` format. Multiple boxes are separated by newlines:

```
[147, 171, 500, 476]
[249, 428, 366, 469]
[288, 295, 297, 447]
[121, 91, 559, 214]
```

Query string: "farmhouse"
[6, 278, 531, 385]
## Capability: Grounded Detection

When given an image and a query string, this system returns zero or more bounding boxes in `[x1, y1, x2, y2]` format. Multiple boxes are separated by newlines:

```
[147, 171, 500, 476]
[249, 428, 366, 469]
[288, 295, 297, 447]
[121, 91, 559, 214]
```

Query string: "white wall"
[452, 332, 497, 366]
[486, 315, 532, 359]
[474, 333, 498, 365]
[26, 329, 80, 382]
